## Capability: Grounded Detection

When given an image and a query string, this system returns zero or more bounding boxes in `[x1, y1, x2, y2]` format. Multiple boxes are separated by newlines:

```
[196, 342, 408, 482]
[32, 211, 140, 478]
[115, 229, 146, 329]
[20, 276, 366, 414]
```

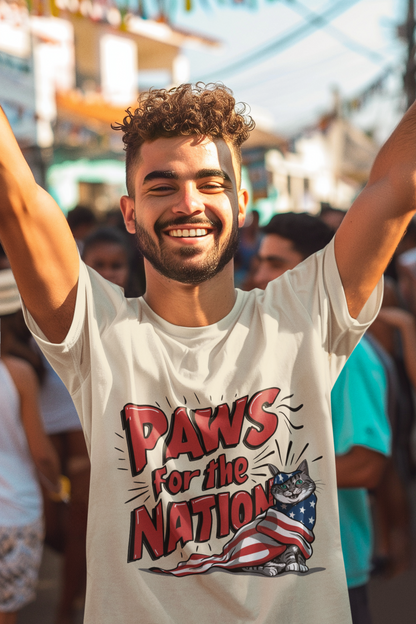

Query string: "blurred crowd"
[1, 201, 416, 624]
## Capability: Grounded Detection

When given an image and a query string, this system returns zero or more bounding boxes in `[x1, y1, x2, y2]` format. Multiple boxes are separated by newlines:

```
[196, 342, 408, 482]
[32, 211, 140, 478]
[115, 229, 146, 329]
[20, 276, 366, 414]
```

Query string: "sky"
[152, 0, 407, 141]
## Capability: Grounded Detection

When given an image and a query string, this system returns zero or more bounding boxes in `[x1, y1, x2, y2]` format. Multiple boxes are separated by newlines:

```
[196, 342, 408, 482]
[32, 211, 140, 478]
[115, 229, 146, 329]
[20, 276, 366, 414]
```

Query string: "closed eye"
[198, 180, 229, 192]
[148, 184, 176, 194]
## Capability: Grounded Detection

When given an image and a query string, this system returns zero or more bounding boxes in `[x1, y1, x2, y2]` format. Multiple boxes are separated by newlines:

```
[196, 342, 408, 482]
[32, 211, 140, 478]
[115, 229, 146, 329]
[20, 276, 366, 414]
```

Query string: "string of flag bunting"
[6, 0, 276, 25]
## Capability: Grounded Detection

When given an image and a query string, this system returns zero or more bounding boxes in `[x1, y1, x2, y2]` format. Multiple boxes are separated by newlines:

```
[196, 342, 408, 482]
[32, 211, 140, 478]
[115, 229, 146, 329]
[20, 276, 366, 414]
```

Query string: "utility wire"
[285, 0, 386, 63]
[229, 49, 347, 92]
[194, 0, 365, 81]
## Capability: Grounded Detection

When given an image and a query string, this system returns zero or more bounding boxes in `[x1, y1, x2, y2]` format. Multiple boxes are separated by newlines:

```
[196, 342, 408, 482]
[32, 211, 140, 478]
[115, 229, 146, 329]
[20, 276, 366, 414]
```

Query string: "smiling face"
[120, 135, 248, 285]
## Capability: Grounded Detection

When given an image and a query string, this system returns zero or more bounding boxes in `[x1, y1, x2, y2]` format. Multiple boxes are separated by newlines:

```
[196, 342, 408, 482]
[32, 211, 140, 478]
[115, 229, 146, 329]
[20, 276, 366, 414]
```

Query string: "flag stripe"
[153, 507, 315, 576]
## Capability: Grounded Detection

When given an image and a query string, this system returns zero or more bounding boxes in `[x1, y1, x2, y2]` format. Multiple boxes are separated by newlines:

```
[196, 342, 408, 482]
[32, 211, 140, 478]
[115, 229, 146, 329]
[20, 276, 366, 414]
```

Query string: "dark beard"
[134, 215, 239, 285]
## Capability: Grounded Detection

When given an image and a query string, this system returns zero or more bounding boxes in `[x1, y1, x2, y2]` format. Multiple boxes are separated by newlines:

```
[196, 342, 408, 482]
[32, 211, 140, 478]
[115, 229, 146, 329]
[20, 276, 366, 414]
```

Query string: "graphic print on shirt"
[117, 386, 322, 577]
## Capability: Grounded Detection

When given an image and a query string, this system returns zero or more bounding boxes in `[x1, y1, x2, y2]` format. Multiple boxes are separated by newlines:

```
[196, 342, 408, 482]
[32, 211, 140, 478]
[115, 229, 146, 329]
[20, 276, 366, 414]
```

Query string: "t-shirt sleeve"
[278, 237, 383, 384]
[331, 339, 391, 457]
[22, 260, 128, 399]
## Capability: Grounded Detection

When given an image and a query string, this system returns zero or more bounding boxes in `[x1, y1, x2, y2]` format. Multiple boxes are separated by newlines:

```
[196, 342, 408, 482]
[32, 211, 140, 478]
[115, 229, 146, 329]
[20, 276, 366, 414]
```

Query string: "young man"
[251, 213, 391, 624]
[0, 83, 413, 624]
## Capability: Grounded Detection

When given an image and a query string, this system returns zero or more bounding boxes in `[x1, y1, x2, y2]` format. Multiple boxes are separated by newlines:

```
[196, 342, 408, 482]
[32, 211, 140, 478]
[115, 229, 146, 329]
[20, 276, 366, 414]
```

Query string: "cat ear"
[268, 464, 280, 477]
[297, 460, 309, 475]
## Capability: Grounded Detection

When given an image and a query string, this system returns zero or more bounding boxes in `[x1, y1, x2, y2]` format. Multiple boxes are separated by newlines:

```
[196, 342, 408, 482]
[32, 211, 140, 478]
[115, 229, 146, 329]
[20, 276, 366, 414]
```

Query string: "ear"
[120, 195, 136, 235]
[268, 464, 279, 477]
[237, 188, 249, 228]
[297, 460, 309, 475]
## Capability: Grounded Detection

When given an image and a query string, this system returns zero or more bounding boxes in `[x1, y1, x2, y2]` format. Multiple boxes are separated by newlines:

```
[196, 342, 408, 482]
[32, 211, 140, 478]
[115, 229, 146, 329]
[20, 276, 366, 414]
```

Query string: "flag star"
[309, 517, 314, 524]
[290, 512, 295, 518]
[299, 507, 305, 514]
[278, 475, 284, 482]
[281, 504, 287, 509]
[310, 501, 316, 508]
[287, 473, 293, 478]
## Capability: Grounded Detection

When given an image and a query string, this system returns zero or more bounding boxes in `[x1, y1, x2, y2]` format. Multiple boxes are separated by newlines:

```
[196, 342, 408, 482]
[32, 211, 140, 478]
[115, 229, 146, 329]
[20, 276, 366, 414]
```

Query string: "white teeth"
[168, 228, 208, 238]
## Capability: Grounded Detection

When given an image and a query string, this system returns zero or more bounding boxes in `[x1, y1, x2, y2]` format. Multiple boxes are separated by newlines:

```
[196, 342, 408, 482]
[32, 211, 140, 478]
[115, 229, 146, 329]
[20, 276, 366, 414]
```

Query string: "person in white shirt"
[0, 269, 61, 624]
[0, 83, 415, 624]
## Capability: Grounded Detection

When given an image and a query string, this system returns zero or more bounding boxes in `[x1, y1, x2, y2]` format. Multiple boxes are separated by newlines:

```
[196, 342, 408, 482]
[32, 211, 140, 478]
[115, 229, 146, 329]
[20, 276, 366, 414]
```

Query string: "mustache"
[154, 215, 221, 235]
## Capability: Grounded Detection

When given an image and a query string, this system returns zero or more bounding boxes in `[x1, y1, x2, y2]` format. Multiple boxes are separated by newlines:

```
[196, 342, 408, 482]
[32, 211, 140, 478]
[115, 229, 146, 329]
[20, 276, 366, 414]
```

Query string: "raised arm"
[335, 101, 416, 318]
[0, 107, 79, 343]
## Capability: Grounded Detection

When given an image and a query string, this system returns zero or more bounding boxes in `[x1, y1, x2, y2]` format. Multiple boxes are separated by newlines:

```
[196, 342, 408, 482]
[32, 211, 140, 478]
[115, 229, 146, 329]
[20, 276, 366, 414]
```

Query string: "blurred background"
[2, 2, 416, 623]
[0, 0, 412, 225]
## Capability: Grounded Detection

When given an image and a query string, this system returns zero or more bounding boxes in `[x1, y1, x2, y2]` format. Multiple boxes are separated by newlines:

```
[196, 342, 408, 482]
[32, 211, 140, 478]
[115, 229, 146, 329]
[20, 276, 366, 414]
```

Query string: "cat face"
[269, 460, 315, 506]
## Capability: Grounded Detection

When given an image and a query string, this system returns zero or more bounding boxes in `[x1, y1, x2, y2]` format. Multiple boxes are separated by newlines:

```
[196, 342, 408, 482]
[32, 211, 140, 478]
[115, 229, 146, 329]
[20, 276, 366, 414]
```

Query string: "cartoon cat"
[242, 459, 317, 577]
[154, 460, 317, 577]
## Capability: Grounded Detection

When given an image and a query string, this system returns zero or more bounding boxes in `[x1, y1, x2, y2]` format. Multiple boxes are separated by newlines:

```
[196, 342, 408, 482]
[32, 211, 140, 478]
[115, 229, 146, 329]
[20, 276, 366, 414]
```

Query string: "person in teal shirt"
[250, 212, 392, 624]
[331, 336, 391, 624]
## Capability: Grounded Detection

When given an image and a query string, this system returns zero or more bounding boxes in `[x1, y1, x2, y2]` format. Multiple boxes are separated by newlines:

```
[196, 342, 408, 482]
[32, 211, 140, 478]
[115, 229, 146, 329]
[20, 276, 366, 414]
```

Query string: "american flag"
[152, 494, 316, 577]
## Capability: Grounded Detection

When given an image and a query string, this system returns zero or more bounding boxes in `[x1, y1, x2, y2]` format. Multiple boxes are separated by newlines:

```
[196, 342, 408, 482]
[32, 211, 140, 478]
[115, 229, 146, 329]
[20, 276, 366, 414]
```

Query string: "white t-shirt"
[24, 239, 382, 624]
[0, 360, 42, 526]
[39, 353, 82, 434]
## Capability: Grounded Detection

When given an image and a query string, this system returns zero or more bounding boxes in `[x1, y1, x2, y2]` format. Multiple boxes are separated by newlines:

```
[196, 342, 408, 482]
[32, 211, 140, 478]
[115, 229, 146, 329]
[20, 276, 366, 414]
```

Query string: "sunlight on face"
[121, 136, 248, 285]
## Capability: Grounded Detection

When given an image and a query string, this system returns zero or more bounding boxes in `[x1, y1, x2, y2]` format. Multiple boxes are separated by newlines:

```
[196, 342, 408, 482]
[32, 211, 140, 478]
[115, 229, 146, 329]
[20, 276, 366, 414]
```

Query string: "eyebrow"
[143, 171, 178, 183]
[142, 169, 232, 184]
[196, 169, 232, 182]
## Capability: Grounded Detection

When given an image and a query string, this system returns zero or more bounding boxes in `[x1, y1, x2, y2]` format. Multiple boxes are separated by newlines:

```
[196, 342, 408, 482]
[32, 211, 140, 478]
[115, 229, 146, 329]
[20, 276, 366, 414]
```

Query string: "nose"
[172, 183, 204, 216]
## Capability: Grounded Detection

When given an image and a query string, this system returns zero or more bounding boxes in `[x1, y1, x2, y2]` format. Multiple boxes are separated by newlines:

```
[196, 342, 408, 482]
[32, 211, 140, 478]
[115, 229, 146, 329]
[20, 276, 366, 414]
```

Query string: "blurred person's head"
[0, 268, 31, 355]
[251, 212, 334, 289]
[104, 208, 126, 231]
[319, 204, 346, 232]
[82, 227, 131, 289]
[67, 205, 98, 243]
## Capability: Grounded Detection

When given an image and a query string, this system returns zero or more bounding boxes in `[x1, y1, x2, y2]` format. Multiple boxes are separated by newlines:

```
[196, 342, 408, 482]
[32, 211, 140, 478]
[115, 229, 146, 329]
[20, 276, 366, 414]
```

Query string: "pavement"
[17, 546, 84, 624]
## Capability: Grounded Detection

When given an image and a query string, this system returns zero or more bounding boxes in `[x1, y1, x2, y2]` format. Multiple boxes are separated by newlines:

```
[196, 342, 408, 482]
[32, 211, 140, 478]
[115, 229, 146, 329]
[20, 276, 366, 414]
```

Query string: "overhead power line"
[194, 0, 365, 81]
[285, 0, 386, 64]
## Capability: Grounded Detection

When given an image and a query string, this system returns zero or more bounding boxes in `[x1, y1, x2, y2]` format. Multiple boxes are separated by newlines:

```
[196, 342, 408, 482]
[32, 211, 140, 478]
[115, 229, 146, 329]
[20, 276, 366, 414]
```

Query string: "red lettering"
[253, 480, 274, 516]
[152, 466, 167, 499]
[121, 404, 168, 476]
[202, 458, 218, 490]
[128, 501, 164, 561]
[164, 407, 204, 463]
[231, 491, 253, 530]
[244, 388, 280, 449]
[218, 454, 234, 487]
[194, 397, 248, 454]
[191, 495, 216, 541]
[234, 457, 248, 484]
[166, 470, 182, 495]
[166, 502, 193, 555]
[216, 492, 230, 538]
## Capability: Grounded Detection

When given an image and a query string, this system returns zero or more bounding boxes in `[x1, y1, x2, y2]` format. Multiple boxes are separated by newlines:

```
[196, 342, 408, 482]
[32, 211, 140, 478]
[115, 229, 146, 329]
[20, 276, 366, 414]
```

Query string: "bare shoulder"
[2, 355, 38, 394]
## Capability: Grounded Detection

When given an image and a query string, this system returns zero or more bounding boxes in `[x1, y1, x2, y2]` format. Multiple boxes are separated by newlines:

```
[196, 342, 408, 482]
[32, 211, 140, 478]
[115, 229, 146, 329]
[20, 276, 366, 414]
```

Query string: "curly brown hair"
[112, 82, 255, 196]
